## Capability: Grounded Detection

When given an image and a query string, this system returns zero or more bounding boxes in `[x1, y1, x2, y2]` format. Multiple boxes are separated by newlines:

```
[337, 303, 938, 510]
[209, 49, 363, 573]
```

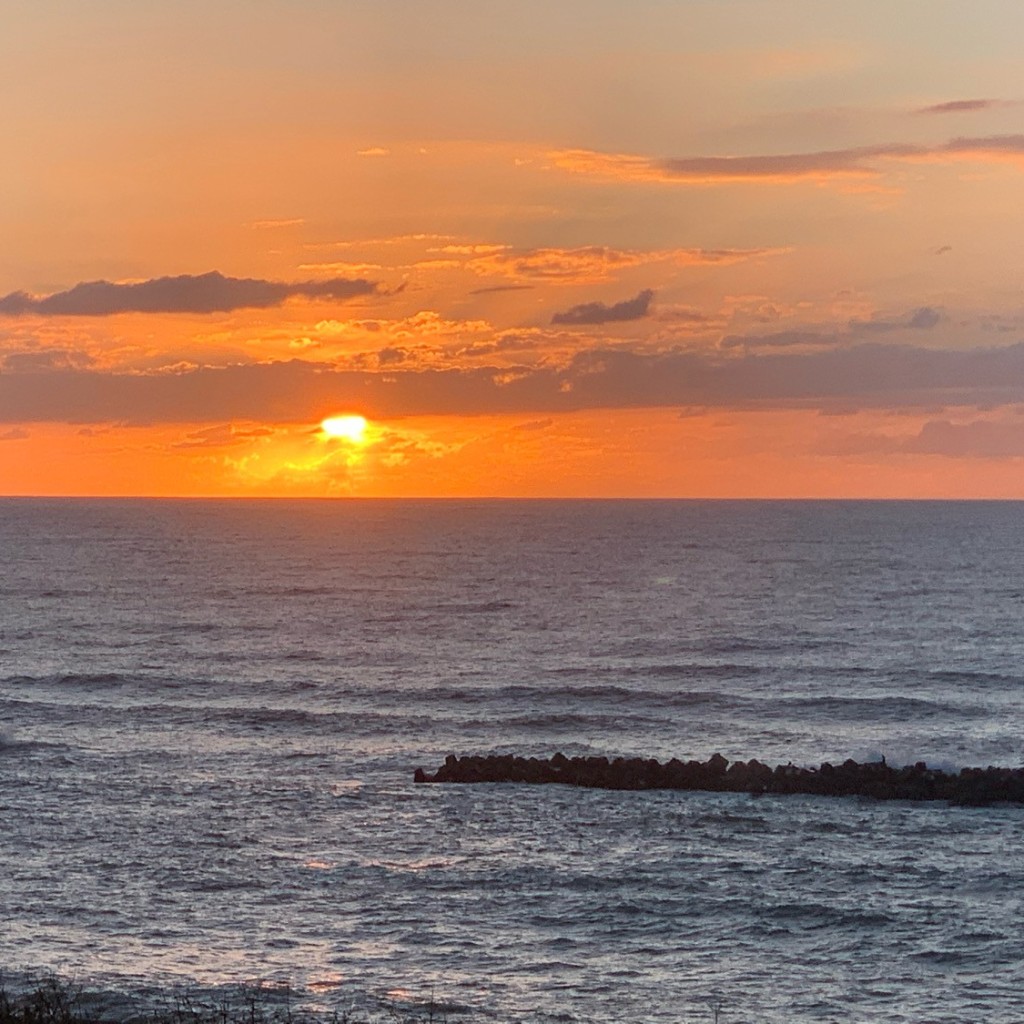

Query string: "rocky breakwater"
[413, 753, 1024, 806]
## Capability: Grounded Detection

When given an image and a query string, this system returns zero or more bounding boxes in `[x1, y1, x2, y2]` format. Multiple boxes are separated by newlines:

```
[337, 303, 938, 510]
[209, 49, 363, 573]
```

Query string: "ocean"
[2, 498, 1023, 1023]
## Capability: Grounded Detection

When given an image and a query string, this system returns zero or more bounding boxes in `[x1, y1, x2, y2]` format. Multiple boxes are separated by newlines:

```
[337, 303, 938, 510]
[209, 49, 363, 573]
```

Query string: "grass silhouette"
[0, 979, 451, 1024]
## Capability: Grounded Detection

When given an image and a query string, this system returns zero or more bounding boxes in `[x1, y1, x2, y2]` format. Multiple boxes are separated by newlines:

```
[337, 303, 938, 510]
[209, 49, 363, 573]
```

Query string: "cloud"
[551, 145, 898, 184]
[942, 134, 1024, 161]
[552, 289, 654, 325]
[469, 284, 536, 295]
[249, 218, 305, 229]
[375, 346, 409, 366]
[316, 310, 492, 343]
[550, 133, 1024, 187]
[655, 306, 720, 326]
[829, 417, 1024, 459]
[2, 348, 95, 371]
[298, 261, 384, 275]
[512, 418, 554, 432]
[430, 244, 510, 256]
[467, 244, 781, 283]
[917, 99, 999, 115]
[850, 306, 942, 332]
[7, 341, 1024, 425]
[449, 331, 554, 361]
[908, 307, 942, 329]
[906, 418, 1024, 457]
[469, 245, 647, 282]
[172, 424, 276, 449]
[0, 427, 29, 441]
[356, 147, 390, 157]
[721, 307, 944, 350]
[0, 271, 377, 317]
[719, 329, 836, 350]
[306, 233, 456, 251]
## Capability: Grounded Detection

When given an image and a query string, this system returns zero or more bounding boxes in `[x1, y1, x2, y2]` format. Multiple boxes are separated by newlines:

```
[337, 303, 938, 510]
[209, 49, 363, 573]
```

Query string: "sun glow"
[320, 414, 369, 443]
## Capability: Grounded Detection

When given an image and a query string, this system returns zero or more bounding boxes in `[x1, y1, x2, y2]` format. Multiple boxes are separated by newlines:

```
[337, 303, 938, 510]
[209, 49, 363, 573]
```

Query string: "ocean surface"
[2, 498, 1024, 1023]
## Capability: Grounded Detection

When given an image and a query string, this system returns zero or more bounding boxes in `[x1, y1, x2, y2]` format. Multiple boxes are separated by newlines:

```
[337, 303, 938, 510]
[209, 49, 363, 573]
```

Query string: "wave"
[553, 663, 763, 680]
[925, 669, 1024, 687]
[0, 670, 987, 745]
[499, 682, 729, 707]
[437, 600, 516, 614]
[771, 694, 977, 720]
[757, 901, 895, 931]
[461, 712, 661, 731]
[598, 634, 852, 659]
[0, 730, 68, 754]
[298, 680, 976, 720]
[374, 599, 517, 617]
[2, 671, 129, 689]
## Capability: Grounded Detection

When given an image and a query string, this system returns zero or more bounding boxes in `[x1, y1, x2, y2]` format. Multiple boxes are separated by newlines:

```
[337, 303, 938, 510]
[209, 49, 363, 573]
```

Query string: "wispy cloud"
[551, 134, 1024, 188]
[468, 284, 535, 295]
[719, 329, 835, 351]
[0, 271, 377, 317]
[849, 306, 942, 332]
[466, 245, 781, 283]
[551, 146, 892, 184]
[552, 289, 654, 325]
[249, 218, 306, 229]
[172, 424, 276, 449]
[916, 99, 1001, 115]
[720, 307, 944, 351]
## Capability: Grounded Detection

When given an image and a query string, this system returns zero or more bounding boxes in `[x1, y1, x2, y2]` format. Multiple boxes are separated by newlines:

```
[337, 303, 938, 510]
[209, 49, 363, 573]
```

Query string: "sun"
[320, 414, 369, 443]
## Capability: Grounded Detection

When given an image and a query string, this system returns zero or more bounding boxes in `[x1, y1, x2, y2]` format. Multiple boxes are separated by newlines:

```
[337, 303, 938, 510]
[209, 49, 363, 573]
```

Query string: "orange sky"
[4, 2, 1024, 496]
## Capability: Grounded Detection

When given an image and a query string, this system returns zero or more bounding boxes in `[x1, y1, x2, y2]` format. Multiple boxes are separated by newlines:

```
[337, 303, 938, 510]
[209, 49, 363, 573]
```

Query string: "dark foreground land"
[415, 752, 1024, 806]
[0, 980, 446, 1024]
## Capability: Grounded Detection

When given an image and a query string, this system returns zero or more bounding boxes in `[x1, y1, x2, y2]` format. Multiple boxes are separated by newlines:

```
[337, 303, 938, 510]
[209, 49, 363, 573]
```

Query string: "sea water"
[2, 498, 1024, 1023]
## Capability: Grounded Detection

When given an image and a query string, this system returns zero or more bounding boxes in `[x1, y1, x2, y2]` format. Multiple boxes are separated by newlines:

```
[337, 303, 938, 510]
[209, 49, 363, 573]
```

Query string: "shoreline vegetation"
[0, 979, 453, 1024]
[415, 752, 1024, 806]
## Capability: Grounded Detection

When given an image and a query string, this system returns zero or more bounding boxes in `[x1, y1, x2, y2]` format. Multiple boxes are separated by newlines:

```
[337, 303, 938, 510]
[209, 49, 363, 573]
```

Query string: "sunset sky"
[5, 1, 1024, 496]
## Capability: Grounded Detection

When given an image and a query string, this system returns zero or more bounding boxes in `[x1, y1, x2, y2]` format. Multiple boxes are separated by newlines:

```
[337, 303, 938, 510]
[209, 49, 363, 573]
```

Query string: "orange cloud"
[172, 423, 276, 449]
[550, 134, 1024, 188]
[314, 310, 492, 342]
[249, 218, 305, 229]
[549, 147, 888, 185]
[465, 244, 782, 283]
[298, 262, 385, 275]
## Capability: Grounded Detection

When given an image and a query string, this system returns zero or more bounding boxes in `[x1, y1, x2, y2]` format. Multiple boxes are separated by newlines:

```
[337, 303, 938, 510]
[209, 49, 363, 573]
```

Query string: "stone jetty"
[413, 752, 1024, 806]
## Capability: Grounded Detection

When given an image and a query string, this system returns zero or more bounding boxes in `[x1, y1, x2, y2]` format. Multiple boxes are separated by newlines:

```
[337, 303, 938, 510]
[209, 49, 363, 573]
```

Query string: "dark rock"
[413, 752, 1024, 807]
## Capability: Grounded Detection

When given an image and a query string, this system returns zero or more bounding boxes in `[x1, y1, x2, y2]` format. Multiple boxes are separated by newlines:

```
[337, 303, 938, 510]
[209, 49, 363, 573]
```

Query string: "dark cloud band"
[0, 271, 377, 317]
[3, 341, 1024, 424]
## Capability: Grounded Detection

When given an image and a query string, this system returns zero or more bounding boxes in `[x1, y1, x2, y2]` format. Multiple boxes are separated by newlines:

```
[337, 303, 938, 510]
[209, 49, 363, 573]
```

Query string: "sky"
[4, 0, 1024, 497]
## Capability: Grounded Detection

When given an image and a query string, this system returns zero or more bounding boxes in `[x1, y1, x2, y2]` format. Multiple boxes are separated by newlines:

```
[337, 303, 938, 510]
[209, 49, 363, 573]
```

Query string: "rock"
[412, 752, 1024, 807]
